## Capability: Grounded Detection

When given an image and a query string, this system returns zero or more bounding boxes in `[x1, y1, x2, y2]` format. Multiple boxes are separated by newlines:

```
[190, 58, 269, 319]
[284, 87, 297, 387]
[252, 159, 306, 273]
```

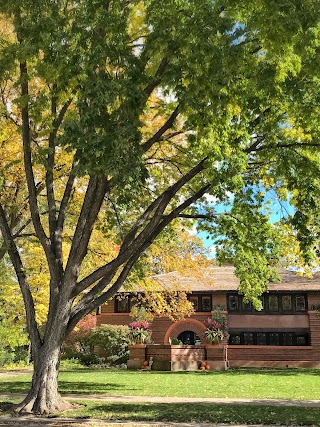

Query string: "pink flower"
[129, 320, 150, 331]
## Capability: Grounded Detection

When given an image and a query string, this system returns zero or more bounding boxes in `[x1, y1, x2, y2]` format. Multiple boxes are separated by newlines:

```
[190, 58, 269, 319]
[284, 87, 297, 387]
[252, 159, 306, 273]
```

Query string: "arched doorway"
[164, 319, 207, 344]
[177, 330, 201, 345]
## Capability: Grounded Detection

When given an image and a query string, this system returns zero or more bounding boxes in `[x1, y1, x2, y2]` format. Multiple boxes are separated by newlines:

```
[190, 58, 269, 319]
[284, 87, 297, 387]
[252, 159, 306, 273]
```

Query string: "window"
[283, 332, 294, 346]
[269, 332, 280, 346]
[228, 295, 239, 312]
[256, 332, 267, 345]
[268, 295, 279, 312]
[188, 294, 212, 312]
[230, 334, 241, 345]
[228, 331, 309, 346]
[241, 300, 253, 313]
[282, 295, 292, 312]
[295, 295, 307, 312]
[189, 295, 199, 311]
[243, 332, 254, 345]
[201, 295, 212, 312]
[227, 293, 307, 314]
[296, 335, 308, 345]
[115, 294, 130, 312]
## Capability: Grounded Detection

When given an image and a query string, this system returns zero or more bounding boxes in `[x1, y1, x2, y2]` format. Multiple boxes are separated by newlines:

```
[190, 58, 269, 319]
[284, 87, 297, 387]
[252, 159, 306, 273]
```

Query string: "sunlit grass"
[1, 367, 320, 400]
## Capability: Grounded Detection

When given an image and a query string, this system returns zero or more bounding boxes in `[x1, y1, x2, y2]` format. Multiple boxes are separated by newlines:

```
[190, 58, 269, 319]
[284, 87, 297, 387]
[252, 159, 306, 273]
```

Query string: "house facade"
[96, 266, 320, 368]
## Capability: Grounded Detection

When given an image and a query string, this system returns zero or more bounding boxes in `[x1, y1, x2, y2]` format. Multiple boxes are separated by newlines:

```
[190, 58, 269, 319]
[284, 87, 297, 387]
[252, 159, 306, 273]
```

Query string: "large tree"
[0, 0, 320, 415]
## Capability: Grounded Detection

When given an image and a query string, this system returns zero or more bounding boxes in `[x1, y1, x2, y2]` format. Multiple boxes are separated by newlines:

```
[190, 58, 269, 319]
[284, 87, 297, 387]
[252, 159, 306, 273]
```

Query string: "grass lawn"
[2, 399, 320, 426]
[3, 368, 320, 425]
[1, 367, 320, 400]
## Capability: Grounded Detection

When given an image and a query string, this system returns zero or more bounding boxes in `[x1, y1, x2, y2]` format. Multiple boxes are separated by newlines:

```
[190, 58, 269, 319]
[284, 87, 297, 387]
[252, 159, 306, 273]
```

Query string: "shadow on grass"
[0, 401, 15, 413]
[0, 380, 124, 395]
[58, 382, 125, 394]
[67, 402, 320, 426]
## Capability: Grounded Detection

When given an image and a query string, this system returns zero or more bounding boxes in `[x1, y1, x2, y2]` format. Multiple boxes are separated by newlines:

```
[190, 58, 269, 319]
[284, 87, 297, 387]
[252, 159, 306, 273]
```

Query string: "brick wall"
[97, 293, 320, 368]
[96, 313, 131, 327]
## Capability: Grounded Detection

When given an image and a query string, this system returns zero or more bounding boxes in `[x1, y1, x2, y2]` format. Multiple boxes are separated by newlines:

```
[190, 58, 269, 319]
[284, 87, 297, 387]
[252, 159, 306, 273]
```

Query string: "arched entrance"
[164, 319, 207, 344]
[177, 330, 201, 345]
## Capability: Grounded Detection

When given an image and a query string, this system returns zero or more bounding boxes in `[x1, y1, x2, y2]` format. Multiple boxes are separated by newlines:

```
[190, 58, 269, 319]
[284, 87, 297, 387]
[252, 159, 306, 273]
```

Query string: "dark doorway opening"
[177, 330, 201, 345]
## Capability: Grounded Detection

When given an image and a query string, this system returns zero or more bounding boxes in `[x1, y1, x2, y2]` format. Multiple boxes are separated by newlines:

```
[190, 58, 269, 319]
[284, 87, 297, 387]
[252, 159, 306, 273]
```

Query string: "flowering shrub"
[204, 307, 228, 344]
[129, 320, 152, 344]
[129, 320, 151, 331]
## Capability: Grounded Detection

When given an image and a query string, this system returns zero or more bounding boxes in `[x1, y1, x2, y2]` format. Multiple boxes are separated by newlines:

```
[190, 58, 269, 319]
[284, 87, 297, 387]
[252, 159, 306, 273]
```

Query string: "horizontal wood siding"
[101, 301, 115, 313]
[213, 292, 227, 308]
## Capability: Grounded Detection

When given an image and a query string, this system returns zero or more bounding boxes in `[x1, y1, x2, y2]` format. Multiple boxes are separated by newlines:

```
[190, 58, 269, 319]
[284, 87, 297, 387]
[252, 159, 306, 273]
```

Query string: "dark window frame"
[227, 292, 307, 314]
[115, 294, 131, 313]
[188, 293, 212, 312]
[229, 331, 309, 346]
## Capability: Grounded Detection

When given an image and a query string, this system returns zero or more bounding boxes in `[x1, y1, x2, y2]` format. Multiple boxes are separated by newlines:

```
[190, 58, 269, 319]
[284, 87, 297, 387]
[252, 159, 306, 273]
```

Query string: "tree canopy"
[0, 0, 320, 415]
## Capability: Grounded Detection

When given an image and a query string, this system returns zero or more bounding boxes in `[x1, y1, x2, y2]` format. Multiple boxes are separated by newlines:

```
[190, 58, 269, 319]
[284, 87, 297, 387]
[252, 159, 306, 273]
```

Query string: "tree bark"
[13, 340, 73, 415]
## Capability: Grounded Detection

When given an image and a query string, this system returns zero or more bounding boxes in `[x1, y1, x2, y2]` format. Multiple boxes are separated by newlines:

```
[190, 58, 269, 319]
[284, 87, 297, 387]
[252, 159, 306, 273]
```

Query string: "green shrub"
[14, 346, 30, 364]
[60, 357, 85, 369]
[89, 325, 131, 364]
[0, 349, 15, 367]
[61, 350, 104, 366]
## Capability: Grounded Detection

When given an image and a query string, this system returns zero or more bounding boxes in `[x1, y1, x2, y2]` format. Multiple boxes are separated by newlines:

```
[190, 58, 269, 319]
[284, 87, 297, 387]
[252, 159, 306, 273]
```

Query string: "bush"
[14, 346, 30, 364]
[61, 350, 105, 366]
[89, 325, 131, 364]
[63, 314, 96, 353]
[0, 349, 15, 367]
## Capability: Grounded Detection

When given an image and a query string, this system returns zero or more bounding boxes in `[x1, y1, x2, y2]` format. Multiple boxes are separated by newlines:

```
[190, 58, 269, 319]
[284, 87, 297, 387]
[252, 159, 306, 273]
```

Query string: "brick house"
[96, 266, 320, 368]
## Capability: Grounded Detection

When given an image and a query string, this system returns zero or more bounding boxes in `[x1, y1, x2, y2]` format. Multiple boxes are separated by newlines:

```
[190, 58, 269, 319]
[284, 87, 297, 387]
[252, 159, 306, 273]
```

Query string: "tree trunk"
[13, 343, 73, 415]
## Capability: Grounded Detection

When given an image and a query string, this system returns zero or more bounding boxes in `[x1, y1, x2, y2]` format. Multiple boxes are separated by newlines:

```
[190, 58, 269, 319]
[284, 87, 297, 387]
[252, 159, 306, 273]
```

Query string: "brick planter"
[127, 344, 147, 369]
[205, 344, 228, 370]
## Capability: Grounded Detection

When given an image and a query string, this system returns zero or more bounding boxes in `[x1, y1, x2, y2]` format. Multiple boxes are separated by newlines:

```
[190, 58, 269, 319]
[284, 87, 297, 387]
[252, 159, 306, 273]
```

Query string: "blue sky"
[196, 190, 295, 252]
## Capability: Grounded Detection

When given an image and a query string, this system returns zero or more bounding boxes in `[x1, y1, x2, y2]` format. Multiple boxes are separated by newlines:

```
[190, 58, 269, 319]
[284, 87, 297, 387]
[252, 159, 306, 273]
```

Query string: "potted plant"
[129, 320, 152, 344]
[204, 307, 228, 345]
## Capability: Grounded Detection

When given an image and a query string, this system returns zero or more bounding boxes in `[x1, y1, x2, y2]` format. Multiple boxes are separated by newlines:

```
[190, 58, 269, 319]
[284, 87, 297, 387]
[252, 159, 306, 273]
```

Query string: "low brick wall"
[227, 345, 320, 368]
[128, 344, 227, 371]
[146, 344, 206, 361]
[128, 343, 320, 370]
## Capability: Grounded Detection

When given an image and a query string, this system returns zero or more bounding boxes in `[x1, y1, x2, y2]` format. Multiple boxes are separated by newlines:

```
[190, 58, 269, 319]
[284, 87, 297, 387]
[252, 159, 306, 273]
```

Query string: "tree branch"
[67, 251, 140, 334]
[72, 158, 208, 296]
[69, 182, 211, 324]
[19, 60, 55, 272]
[143, 57, 169, 97]
[141, 105, 180, 152]
[247, 141, 320, 153]
[46, 92, 58, 243]
[0, 202, 42, 352]
[63, 177, 110, 289]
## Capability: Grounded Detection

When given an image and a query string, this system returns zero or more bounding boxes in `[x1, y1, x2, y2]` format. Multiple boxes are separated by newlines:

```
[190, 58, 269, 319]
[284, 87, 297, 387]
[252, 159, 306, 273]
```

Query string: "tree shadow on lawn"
[58, 382, 126, 394]
[67, 402, 320, 425]
[0, 380, 124, 395]
[0, 401, 16, 414]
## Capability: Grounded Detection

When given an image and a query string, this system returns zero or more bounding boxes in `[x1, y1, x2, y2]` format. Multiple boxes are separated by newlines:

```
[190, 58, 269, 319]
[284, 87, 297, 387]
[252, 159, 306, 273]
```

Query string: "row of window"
[228, 293, 307, 314]
[114, 292, 308, 314]
[114, 293, 214, 313]
[229, 331, 309, 346]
